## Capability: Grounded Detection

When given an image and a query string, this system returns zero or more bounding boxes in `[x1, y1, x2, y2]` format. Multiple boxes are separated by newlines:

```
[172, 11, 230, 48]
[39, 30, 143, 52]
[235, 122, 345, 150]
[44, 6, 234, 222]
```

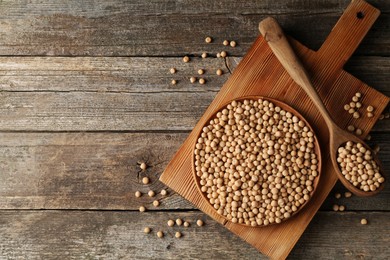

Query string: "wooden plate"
[192, 96, 322, 227]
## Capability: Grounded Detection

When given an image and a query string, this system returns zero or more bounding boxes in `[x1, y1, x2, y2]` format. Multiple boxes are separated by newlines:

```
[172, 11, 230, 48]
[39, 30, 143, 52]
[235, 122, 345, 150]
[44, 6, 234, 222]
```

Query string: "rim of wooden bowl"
[192, 96, 322, 227]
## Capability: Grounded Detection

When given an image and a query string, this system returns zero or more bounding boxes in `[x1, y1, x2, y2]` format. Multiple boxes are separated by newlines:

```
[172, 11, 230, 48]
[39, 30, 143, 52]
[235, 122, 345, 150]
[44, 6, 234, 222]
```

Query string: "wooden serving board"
[160, 0, 389, 259]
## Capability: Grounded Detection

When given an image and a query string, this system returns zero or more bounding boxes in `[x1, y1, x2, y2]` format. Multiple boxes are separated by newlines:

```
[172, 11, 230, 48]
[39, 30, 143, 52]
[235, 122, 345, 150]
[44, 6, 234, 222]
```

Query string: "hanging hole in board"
[356, 11, 364, 19]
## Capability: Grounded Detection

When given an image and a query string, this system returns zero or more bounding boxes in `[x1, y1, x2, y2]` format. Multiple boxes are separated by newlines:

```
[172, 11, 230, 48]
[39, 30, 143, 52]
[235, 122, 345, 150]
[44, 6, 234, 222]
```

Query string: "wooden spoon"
[259, 17, 384, 197]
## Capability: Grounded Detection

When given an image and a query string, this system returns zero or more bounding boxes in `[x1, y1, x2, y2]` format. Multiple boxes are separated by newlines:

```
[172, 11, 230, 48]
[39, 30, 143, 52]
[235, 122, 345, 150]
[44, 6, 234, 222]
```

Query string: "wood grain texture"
[0, 56, 388, 131]
[0, 210, 388, 260]
[160, 1, 389, 258]
[0, 132, 388, 211]
[0, 0, 388, 56]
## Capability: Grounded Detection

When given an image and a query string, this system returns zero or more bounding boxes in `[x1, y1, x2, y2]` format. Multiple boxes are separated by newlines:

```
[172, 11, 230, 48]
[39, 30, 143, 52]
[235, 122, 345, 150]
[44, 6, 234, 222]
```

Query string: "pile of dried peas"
[337, 141, 384, 192]
[194, 98, 319, 226]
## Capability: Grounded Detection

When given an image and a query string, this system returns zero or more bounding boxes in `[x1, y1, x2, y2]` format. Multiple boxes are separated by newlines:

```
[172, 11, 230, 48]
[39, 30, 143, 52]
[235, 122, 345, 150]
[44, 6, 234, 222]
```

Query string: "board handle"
[317, 0, 380, 69]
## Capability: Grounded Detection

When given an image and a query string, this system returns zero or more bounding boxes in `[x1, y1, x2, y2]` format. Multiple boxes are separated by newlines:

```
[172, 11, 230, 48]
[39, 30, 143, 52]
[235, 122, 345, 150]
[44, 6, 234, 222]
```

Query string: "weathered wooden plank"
[0, 210, 388, 259]
[0, 56, 388, 95]
[0, 132, 388, 211]
[0, 132, 192, 210]
[0, 57, 388, 131]
[1, 90, 388, 132]
[0, 0, 387, 56]
[0, 91, 215, 131]
[0, 57, 228, 93]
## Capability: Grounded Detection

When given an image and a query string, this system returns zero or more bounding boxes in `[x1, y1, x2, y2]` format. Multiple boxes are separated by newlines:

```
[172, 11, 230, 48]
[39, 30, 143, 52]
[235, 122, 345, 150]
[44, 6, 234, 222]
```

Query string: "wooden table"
[0, 1, 388, 259]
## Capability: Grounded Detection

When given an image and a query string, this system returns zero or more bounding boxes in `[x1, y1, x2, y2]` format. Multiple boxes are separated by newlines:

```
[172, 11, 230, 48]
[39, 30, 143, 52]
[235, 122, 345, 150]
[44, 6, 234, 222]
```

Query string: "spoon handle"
[259, 17, 334, 128]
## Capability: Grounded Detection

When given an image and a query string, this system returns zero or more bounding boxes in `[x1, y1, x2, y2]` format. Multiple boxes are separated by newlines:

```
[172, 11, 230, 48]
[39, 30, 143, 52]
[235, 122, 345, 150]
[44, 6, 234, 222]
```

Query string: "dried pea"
[153, 200, 160, 207]
[196, 219, 204, 226]
[140, 162, 147, 170]
[183, 56, 190, 63]
[190, 77, 196, 83]
[142, 177, 150, 185]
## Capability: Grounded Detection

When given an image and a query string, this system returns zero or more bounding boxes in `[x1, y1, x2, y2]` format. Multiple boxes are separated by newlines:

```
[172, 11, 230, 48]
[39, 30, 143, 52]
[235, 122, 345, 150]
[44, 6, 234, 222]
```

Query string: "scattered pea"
[220, 51, 227, 58]
[199, 78, 206, 85]
[142, 177, 150, 185]
[161, 189, 168, 196]
[344, 104, 350, 111]
[135, 191, 142, 198]
[167, 219, 175, 227]
[355, 102, 362, 108]
[196, 219, 204, 226]
[170, 68, 176, 74]
[198, 69, 204, 75]
[183, 221, 190, 227]
[157, 231, 164, 238]
[176, 219, 183, 226]
[333, 204, 339, 211]
[367, 106, 374, 112]
[360, 218, 368, 225]
[345, 192, 352, 198]
[367, 112, 374, 118]
[385, 113, 389, 119]
[379, 114, 385, 120]
[201, 52, 207, 58]
[223, 40, 229, 46]
[230, 41, 237, 47]
[175, 231, 182, 238]
[365, 135, 371, 141]
[205, 37, 212, 43]
[353, 112, 360, 119]
[171, 79, 177, 85]
[153, 200, 160, 207]
[139, 206, 146, 212]
[140, 162, 147, 170]
[348, 108, 355, 114]
[339, 205, 345, 211]
[183, 56, 190, 63]
[335, 193, 341, 199]
[190, 77, 196, 83]
[216, 53, 221, 58]
[216, 69, 223, 76]
[350, 102, 356, 108]
[144, 227, 151, 234]
[352, 96, 359, 102]
[347, 125, 355, 132]
[148, 190, 155, 197]
[355, 92, 362, 98]
[355, 128, 362, 135]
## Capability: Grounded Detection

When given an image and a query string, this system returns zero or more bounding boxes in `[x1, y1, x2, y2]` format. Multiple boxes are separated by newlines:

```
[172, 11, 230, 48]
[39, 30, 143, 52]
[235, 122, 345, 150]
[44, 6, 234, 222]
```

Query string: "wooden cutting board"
[160, 0, 389, 259]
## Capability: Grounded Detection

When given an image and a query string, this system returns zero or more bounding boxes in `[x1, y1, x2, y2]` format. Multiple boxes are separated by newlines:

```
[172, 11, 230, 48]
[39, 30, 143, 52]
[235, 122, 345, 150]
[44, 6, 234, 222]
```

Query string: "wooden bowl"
[192, 96, 322, 227]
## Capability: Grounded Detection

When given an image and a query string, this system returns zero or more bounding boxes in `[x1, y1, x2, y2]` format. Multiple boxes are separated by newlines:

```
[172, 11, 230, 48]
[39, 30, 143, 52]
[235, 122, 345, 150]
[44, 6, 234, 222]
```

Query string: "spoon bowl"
[259, 17, 385, 197]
